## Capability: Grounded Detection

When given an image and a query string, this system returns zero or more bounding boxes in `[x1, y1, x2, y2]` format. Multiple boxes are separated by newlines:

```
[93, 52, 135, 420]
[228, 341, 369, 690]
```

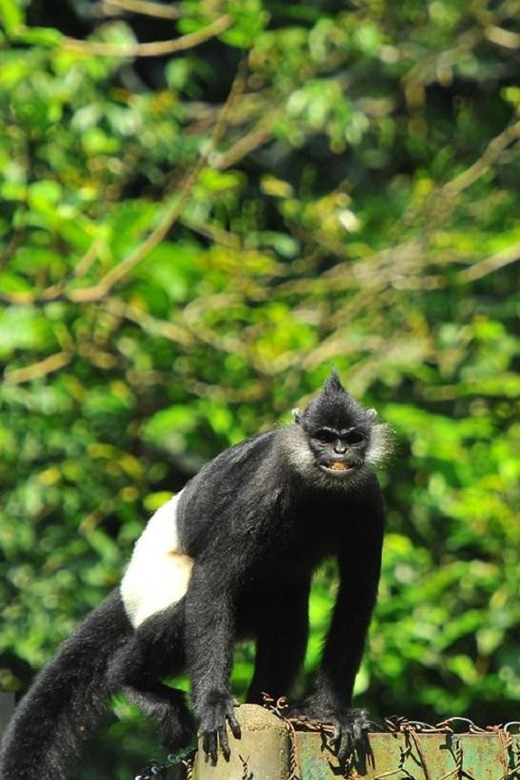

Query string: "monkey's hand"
[286, 701, 371, 764]
[197, 691, 241, 765]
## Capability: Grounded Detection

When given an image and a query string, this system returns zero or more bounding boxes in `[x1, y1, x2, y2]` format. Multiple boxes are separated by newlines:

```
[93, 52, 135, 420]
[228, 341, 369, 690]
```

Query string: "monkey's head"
[292, 369, 390, 483]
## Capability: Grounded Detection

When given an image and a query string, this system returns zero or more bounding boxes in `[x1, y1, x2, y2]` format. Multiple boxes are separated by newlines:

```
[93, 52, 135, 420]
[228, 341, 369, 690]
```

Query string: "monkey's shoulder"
[184, 428, 289, 491]
[176, 429, 289, 537]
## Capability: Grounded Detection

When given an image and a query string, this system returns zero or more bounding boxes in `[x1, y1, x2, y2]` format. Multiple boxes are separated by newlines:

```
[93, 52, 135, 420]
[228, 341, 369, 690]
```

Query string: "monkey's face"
[290, 371, 392, 484]
[308, 425, 369, 479]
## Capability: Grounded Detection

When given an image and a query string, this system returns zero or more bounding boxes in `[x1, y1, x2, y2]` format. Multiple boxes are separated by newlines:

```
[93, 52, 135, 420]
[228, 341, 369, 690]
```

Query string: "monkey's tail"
[0, 589, 132, 780]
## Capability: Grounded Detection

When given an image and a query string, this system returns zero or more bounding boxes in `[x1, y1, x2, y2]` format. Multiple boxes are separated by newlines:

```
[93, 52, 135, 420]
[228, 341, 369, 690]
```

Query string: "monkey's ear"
[366, 408, 378, 421]
[292, 408, 302, 424]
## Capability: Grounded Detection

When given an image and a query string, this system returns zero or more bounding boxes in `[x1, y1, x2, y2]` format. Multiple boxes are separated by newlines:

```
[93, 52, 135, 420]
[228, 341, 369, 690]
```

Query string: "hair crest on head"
[322, 367, 347, 396]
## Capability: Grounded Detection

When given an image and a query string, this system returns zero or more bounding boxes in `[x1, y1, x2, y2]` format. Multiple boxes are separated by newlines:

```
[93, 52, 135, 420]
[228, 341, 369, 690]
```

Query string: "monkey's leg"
[107, 603, 194, 749]
[246, 579, 310, 704]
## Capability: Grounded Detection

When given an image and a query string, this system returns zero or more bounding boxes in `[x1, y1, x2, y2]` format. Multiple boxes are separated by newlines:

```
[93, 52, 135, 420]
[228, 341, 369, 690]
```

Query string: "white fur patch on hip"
[121, 491, 194, 628]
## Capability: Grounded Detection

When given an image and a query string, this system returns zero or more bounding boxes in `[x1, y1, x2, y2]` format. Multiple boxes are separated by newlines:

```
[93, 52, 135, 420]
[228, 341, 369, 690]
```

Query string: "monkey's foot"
[286, 703, 372, 765]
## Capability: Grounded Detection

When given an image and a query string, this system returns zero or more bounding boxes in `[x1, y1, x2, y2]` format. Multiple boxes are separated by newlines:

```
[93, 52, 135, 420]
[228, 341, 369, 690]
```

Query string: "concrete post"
[192, 704, 291, 780]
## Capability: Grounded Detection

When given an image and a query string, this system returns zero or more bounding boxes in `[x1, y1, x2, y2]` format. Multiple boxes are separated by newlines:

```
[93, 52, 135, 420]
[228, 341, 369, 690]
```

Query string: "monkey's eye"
[314, 429, 336, 445]
[345, 430, 365, 445]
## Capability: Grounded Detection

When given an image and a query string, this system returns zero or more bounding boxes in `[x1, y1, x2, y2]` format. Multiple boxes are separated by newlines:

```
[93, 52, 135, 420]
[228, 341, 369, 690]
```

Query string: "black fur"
[0, 371, 389, 776]
[0, 591, 131, 779]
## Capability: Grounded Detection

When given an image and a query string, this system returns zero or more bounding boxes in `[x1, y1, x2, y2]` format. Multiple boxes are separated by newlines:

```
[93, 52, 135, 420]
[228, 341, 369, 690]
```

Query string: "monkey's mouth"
[320, 461, 353, 475]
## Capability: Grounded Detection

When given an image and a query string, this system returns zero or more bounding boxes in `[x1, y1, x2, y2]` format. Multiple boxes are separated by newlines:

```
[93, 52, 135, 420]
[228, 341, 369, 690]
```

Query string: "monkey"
[0, 370, 390, 779]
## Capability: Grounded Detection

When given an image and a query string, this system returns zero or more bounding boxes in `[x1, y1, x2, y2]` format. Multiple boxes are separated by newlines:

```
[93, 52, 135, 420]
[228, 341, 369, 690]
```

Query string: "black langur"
[0, 370, 390, 779]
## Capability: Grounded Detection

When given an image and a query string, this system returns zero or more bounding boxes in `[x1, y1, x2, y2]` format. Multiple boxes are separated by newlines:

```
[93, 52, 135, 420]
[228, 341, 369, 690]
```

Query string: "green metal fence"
[135, 707, 520, 780]
[190, 708, 520, 780]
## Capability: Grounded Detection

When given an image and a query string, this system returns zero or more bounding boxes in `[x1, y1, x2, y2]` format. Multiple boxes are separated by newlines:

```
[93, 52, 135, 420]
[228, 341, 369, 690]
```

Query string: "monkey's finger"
[202, 731, 218, 765]
[218, 726, 231, 761]
[337, 728, 353, 764]
[363, 730, 375, 767]
[226, 710, 242, 740]
[201, 732, 209, 761]
[352, 718, 367, 747]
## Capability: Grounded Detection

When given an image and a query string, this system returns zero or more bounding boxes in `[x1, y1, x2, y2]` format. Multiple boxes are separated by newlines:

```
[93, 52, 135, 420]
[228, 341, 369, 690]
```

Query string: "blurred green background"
[1, 0, 520, 776]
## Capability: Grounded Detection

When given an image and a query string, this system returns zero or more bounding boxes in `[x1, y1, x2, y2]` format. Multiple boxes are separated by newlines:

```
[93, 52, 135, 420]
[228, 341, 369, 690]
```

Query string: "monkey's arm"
[184, 556, 242, 764]
[322, 505, 383, 707]
[292, 488, 384, 760]
[247, 576, 310, 704]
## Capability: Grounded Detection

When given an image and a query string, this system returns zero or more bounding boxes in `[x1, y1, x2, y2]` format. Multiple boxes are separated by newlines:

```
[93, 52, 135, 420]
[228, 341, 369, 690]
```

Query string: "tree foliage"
[1, 0, 520, 774]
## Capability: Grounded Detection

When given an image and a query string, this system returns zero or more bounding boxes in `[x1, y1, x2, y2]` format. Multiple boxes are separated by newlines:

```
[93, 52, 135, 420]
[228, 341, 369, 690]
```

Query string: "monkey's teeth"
[329, 462, 349, 471]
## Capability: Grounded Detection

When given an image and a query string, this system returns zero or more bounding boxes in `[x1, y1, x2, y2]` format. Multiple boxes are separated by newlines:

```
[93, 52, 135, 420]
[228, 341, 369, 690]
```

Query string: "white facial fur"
[365, 421, 393, 466]
[121, 490, 194, 628]
[283, 418, 391, 488]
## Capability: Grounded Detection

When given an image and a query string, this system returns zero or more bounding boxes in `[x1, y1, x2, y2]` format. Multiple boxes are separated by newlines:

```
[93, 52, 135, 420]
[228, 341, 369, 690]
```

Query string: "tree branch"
[4, 351, 72, 385]
[212, 124, 274, 170]
[458, 241, 520, 282]
[442, 120, 520, 197]
[101, 0, 181, 20]
[64, 15, 232, 58]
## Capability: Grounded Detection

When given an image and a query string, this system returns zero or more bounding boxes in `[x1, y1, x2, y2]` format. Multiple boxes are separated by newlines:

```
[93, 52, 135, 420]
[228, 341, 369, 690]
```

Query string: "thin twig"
[484, 24, 520, 49]
[103, 299, 195, 347]
[442, 119, 520, 197]
[458, 240, 520, 282]
[74, 237, 104, 277]
[212, 124, 274, 170]
[4, 351, 72, 385]
[64, 15, 232, 58]
[101, 0, 181, 20]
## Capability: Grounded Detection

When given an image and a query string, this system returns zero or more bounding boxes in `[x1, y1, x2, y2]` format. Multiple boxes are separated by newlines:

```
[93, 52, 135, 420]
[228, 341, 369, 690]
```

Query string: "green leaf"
[14, 26, 63, 47]
[0, 0, 23, 34]
[27, 180, 63, 213]
[0, 307, 54, 357]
